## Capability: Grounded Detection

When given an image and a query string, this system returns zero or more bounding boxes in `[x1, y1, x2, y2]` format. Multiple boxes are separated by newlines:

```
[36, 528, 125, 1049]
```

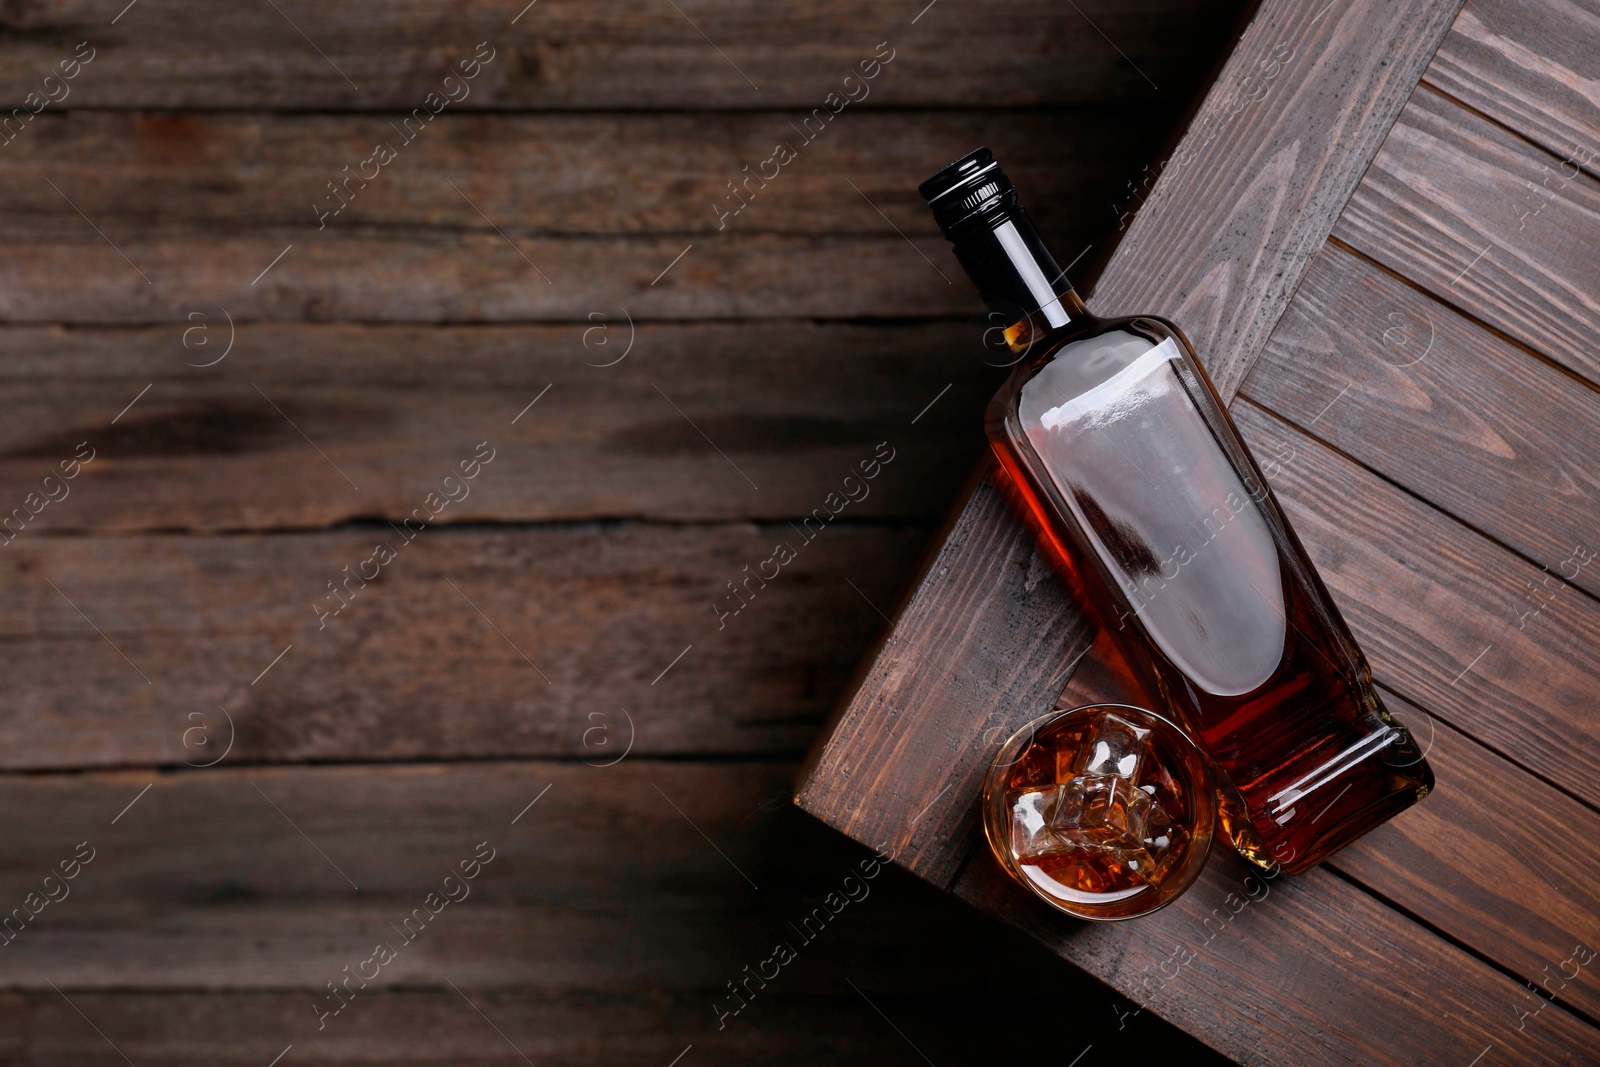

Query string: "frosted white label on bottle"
[1020, 334, 1286, 697]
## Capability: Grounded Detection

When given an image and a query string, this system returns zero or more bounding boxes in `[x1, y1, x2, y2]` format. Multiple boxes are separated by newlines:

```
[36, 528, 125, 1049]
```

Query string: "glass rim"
[989, 702, 1213, 787]
[982, 701, 1218, 921]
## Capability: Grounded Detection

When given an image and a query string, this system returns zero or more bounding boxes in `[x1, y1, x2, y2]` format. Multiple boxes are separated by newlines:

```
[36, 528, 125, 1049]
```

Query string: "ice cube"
[1129, 797, 1190, 884]
[1050, 772, 1153, 850]
[989, 704, 1208, 914]
[1141, 791, 1177, 851]
[1038, 772, 1191, 880]
[1068, 709, 1153, 780]
[1009, 788, 1063, 859]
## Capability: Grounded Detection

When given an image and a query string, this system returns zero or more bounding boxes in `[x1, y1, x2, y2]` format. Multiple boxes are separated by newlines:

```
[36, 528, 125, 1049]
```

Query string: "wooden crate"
[798, 0, 1600, 1062]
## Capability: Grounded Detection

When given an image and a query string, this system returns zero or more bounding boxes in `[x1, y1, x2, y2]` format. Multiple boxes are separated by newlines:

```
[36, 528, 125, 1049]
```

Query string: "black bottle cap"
[920, 147, 1073, 326]
[919, 147, 1015, 238]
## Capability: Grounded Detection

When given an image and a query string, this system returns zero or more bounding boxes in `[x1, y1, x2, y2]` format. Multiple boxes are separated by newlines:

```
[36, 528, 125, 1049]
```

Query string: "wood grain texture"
[0, 988, 1220, 1066]
[1027, 625, 1600, 1027]
[0, 760, 884, 990]
[797, 0, 1470, 886]
[956, 846, 1599, 1067]
[1331, 688, 1600, 1026]
[0, 231, 996, 325]
[1085, 0, 1467, 398]
[0, 758, 1230, 1067]
[0, 991, 945, 1067]
[1428, 0, 1600, 168]
[0, 0, 1241, 110]
[0, 0, 1261, 1062]
[0, 110, 1158, 239]
[1334, 86, 1600, 388]
[793, 472, 1094, 886]
[1232, 402, 1600, 814]
[0, 525, 924, 770]
[0, 322, 998, 531]
[1241, 243, 1600, 599]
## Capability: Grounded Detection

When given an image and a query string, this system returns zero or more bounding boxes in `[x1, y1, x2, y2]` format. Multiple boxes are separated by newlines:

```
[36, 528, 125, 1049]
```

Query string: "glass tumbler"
[982, 703, 1216, 920]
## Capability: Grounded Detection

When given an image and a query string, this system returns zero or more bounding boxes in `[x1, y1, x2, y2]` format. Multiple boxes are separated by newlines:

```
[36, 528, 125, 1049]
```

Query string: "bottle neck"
[944, 203, 1086, 353]
[1000, 287, 1089, 354]
[921, 148, 1088, 353]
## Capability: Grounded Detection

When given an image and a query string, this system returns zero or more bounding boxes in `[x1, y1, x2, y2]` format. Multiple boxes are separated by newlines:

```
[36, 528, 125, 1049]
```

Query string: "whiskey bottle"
[922, 148, 1432, 874]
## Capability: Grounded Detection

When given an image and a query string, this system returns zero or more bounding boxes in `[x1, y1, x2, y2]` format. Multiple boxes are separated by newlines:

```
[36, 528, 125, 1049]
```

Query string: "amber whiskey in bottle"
[922, 149, 1432, 874]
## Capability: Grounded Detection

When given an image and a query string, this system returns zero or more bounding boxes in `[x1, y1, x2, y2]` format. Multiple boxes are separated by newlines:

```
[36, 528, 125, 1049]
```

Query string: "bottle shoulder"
[1002, 315, 1192, 398]
[1005, 312, 1223, 414]
[1039, 312, 1191, 354]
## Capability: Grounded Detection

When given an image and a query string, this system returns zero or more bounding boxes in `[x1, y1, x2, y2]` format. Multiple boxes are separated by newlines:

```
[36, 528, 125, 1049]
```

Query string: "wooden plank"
[794, 473, 1094, 885]
[0, 757, 1229, 1061]
[0, 755, 1228, 1067]
[802, 356, 1600, 1057]
[0, 0, 1244, 110]
[0, 231, 1009, 324]
[797, 0, 1469, 883]
[1331, 688, 1600, 1026]
[0, 103, 1173, 323]
[1241, 243, 1600, 600]
[0, 988, 1221, 1066]
[801, 359, 1600, 892]
[1427, 0, 1600, 168]
[0, 760, 906, 990]
[1334, 87, 1600, 387]
[0, 991, 948, 1067]
[0, 110, 1161, 239]
[1086, 0, 1467, 398]
[0, 322, 996, 531]
[1000, 585, 1600, 1026]
[956, 845, 1600, 1066]
[0, 525, 925, 769]
[1231, 401, 1600, 813]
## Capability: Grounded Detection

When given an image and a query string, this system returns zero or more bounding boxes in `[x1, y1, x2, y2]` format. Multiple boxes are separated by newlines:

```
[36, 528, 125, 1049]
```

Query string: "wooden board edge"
[796, 0, 1470, 863]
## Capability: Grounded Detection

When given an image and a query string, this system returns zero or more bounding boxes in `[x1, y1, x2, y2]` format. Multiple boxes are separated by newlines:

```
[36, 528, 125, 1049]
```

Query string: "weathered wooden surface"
[1058, 632, 1600, 1034]
[0, 526, 926, 769]
[0, 992, 982, 1067]
[0, 232, 980, 324]
[0, 989, 1202, 1066]
[0, 104, 1148, 325]
[800, 0, 1600, 1062]
[956, 849, 1599, 1067]
[1335, 86, 1600, 387]
[1231, 402, 1600, 810]
[0, 762, 1219, 1061]
[0, 0, 1243, 110]
[1332, 689, 1600, 1026]
[794, 472, 1094, 885]
[1087, 0, 1470, 398]
[0, 322, 999, 530]
[1243, 244, 1600, 598]
[0, 761, 934, 989]
[0, 110, 1155, 237]
[0, 0, 1252, 1062]
[876, 410, 1600, 1044]
[1428, 0, 1600, 167]
[1047, 650, 1600, 1040]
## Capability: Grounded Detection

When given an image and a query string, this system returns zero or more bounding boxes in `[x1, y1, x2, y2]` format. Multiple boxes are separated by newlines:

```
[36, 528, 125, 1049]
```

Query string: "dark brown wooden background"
[796, 1, 1600, 1064]
[0, 1, 1250, 1062]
